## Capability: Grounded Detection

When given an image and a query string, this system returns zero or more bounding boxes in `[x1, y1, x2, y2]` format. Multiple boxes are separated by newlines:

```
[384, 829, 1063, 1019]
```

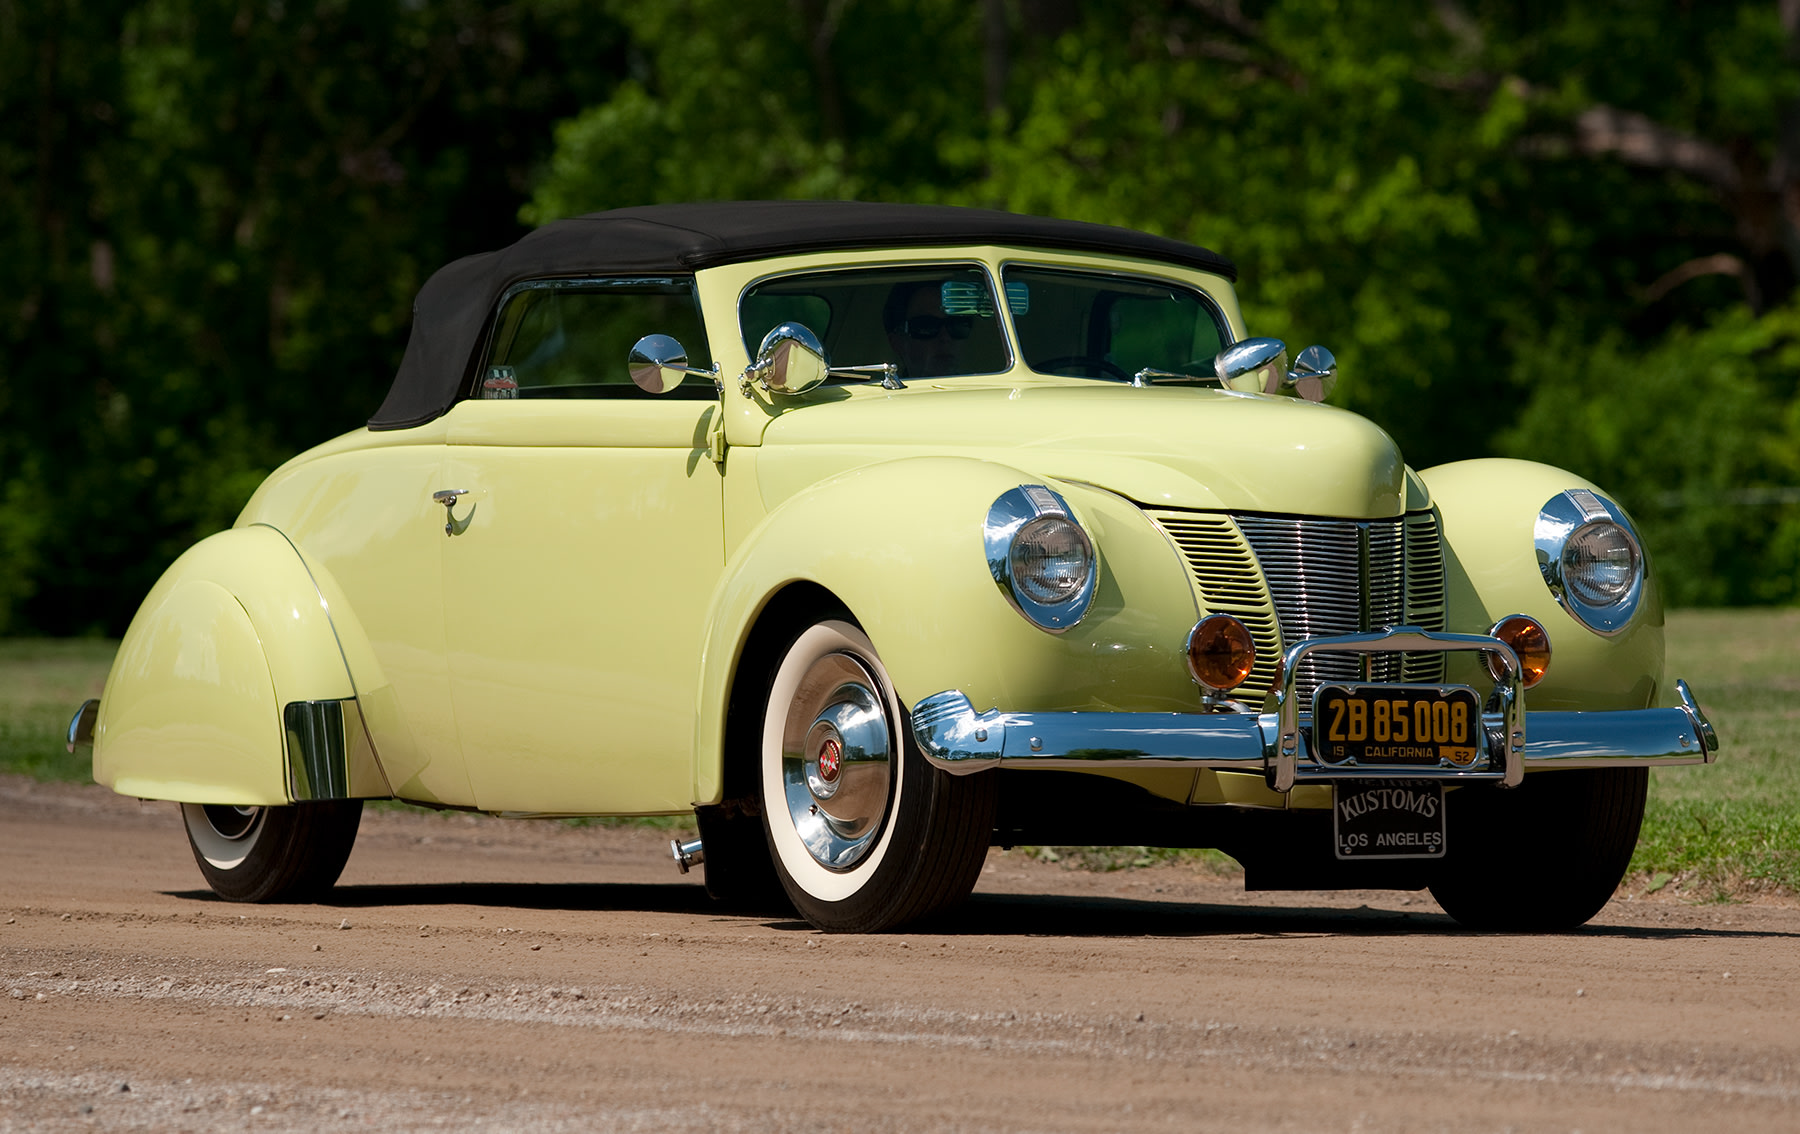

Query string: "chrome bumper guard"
[911, 627, 1718, 793]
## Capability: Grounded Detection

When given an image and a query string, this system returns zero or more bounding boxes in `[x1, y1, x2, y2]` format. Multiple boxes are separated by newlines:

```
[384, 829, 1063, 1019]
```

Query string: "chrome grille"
[1235, 513, 1446, 705]
[1147, 509, 1447, 706]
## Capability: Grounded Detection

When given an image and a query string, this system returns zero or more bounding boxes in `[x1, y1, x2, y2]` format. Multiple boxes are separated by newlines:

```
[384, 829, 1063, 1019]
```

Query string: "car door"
[438, 278, 725, 814]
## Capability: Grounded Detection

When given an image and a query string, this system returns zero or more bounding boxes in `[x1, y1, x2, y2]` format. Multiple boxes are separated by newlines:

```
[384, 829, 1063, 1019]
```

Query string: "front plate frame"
[1313, 683, 1484, 770]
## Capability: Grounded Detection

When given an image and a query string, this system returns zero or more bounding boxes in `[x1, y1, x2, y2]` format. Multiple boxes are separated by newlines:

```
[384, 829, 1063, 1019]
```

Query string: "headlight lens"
[1008, 516, 1092, 605]
[985, 485, 1098, 632]
[1533, 490, 1647, 636]
[1561, 521, 1639, 606]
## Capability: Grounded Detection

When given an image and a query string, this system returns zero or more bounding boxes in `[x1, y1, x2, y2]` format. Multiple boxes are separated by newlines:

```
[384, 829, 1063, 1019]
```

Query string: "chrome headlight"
[1534, 489, 1646, 635]
[985, 485, 1097, 632]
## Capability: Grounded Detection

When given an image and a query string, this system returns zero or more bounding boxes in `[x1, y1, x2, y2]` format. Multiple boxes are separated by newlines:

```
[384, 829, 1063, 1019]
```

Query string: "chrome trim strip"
[66, 698, 99, 753]
[912, 691, 1714, 784]
[283, 699, 387, 801]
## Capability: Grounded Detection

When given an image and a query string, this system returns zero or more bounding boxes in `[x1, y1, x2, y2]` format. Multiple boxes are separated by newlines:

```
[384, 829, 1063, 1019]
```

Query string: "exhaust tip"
[670, 837, 705, 874]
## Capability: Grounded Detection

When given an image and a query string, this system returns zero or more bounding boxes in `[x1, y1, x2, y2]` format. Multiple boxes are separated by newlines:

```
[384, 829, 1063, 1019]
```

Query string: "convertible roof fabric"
[370, 201, 1238, 430]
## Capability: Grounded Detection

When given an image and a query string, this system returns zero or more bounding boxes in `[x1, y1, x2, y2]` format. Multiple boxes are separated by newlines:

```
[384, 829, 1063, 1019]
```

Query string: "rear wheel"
[758, 620, 995, 932]
[1429, 768, 1647, 931]
[181, 800, 363, 903]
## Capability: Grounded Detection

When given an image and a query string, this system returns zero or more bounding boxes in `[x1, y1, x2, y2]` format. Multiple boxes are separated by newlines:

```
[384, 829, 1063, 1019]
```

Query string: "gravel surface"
[3, 775, 1797, 1131]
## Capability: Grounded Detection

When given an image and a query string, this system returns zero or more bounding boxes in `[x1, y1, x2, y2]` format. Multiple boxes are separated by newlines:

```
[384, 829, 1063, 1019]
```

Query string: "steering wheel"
[1032, 355, 1132, 381]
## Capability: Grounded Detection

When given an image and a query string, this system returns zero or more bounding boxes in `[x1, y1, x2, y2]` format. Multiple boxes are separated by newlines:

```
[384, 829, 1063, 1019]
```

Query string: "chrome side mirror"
[1214, 337, 1289, 394]
[1285, 345, 1337, 403]
[1212, 338, 1338, 402]
[744, 321, 830, 396]
[627, 334, 719, 394]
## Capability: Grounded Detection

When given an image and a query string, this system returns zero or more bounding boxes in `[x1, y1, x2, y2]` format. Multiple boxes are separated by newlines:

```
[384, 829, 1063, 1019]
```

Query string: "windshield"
[741, 266, 1011, 381]
[1005, 266, 1228, 382]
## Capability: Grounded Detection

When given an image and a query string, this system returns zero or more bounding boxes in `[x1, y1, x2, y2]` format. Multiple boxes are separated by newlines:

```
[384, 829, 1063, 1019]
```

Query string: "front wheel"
[1428, 768, 1647, 931]
[181, 800, 363, 903]
[758, 620, 995, 932]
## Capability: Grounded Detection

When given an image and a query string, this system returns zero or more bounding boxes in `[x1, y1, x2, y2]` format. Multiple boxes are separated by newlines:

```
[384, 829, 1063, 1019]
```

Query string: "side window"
[479, 278, 715, 401]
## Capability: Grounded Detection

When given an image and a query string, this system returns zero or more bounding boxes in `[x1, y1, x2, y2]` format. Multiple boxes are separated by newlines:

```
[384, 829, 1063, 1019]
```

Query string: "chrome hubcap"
[781, 651, 893, 871]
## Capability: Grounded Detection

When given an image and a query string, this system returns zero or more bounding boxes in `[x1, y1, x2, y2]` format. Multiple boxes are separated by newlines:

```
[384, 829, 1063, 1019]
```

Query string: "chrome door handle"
[432, 489, 475, 536]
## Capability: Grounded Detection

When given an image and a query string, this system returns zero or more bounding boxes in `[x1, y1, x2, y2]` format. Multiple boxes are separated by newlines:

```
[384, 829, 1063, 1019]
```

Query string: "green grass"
[6, 612, 1796, 898]
[0, 639, 115, 781]
[1629, 608, 1800, 898]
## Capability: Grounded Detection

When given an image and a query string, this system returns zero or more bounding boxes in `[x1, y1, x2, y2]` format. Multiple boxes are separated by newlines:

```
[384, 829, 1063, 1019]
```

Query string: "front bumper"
[911, 627, 1717, 792]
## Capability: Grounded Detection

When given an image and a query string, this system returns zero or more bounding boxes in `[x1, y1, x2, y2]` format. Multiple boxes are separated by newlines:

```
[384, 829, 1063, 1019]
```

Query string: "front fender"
[93, 524, 387, 804]
[692, 456, 1204, 803]
[1422, 458, 1663, 711]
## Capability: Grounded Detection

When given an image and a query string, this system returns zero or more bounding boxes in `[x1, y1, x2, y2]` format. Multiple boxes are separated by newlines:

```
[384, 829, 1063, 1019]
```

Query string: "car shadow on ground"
[162, 882, 1800, 941]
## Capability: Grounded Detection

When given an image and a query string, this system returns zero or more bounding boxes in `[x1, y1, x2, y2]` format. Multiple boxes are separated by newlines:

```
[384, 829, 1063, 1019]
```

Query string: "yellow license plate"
[1313, 685, 1483, 768]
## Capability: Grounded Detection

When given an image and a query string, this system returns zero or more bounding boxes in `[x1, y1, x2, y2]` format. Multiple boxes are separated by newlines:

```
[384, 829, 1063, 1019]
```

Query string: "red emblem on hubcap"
[818, 736, 843, 783]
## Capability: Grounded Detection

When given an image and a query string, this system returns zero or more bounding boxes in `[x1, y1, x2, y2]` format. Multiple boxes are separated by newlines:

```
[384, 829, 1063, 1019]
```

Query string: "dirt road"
[2, 775, 1796, 1132]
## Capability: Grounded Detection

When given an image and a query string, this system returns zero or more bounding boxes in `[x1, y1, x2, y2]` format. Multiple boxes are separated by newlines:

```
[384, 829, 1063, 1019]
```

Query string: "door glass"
[482, 278, 715, 400]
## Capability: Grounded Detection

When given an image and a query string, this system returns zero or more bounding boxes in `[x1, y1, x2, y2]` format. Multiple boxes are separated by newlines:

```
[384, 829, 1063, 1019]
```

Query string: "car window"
[1003, 266, 1228, 382]
[480, 278, 715, 401]
[740, 266, 1010, 381]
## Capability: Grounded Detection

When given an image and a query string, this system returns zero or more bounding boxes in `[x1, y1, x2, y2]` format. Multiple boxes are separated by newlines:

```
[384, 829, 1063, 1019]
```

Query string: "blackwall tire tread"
[1428, 768, 1647, 932]
[185, 800, 363, 903]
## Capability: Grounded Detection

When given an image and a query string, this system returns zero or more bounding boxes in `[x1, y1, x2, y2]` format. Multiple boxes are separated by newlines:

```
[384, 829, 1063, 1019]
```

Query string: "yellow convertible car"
[68, 202, 1717, 932]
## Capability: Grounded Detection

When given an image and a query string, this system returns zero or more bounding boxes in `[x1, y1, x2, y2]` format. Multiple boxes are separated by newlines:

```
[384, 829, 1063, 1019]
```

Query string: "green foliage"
[1498, 307, 1800, 605]
[3, 0, 626, 634]
[0, 639, 115, 782]
[7, 1, 1800, 630]
[1630, 608, 1800, 897]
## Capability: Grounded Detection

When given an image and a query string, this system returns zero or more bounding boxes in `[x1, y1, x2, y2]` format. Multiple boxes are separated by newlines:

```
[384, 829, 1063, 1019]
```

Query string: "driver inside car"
[883, 281, 973, 378]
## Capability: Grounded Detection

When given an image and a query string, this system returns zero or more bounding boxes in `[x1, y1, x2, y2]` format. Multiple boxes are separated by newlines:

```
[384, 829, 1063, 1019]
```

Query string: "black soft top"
[370, 201, 1238, 430]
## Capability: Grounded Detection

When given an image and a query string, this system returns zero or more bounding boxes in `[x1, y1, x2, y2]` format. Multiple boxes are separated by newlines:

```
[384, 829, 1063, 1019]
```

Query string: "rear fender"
[94, 524, 389, 804]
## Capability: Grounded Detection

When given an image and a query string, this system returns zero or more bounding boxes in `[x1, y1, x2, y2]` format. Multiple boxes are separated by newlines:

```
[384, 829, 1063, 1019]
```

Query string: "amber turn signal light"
[1486, 614, 1551, 688]
[1186, 614, 1257, 693]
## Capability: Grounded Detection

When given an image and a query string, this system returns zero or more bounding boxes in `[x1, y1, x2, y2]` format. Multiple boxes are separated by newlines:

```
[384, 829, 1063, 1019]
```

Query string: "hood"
[756, 383, 1407, 518]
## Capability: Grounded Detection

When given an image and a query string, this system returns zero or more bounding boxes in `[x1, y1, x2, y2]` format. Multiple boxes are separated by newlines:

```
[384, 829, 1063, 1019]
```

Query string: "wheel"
[1428, 768, 1647, 931]
[181, 799, 363, 903]
[758, 619, 996, 932]
[1032, 355, 1131, 381]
